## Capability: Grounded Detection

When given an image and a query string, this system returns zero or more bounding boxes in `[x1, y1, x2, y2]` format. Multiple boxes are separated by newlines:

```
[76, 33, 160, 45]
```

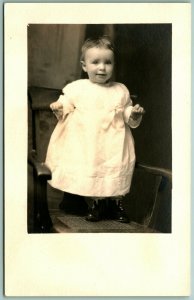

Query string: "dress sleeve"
[57, 83, 75, 119]
[123, 88, 142, 128]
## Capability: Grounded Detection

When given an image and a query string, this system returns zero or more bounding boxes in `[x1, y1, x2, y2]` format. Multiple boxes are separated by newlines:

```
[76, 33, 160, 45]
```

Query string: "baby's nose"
[99, 63, 105, 70]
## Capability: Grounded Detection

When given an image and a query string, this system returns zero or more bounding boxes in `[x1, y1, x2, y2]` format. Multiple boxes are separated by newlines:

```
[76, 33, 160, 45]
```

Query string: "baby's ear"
[80, 60, 87, 72]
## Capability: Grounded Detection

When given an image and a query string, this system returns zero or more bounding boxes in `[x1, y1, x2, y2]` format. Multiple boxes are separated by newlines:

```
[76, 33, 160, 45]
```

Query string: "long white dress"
[45, 79, 142, 197]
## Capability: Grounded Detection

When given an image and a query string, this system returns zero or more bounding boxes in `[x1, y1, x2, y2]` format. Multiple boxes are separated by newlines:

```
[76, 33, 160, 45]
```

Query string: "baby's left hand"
[131, 104, 145, 120]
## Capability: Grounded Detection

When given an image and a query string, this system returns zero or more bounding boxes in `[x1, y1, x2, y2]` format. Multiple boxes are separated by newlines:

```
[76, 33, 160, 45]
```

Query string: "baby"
[46, 36, 144, 222]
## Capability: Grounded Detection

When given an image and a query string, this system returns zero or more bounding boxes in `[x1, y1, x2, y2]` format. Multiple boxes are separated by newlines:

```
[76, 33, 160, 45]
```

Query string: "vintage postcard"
[4, 3, 191, 296]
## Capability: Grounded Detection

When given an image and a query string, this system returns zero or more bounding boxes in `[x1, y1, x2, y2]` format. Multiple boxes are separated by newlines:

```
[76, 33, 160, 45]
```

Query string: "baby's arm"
[50, 101, 63, 120]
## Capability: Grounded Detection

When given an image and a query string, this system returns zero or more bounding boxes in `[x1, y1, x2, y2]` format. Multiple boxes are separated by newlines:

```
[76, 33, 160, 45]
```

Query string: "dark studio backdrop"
[28, 24, 172, 226]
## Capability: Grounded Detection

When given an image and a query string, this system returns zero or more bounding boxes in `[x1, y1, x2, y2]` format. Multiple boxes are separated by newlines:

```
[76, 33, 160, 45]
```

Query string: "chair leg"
[33, 175, 53, 233]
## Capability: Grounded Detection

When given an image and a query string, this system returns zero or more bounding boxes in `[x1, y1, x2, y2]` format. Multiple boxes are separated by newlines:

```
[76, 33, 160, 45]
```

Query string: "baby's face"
[82, 47, 114, 84]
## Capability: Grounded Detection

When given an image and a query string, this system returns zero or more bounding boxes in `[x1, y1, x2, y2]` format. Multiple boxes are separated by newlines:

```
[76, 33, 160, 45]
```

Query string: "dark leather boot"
[85, 200, 101, 222]
[59, 192, 87, 216]
[109, 198, 129, 223]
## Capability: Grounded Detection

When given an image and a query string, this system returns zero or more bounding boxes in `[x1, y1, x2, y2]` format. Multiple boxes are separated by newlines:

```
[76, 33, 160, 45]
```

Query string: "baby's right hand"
[50, 101, 63, 120]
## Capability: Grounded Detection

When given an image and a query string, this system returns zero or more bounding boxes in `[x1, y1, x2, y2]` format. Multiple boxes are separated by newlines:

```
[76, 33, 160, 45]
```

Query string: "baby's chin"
[93, 81, 110, 85]
[90, 77, 112, 85]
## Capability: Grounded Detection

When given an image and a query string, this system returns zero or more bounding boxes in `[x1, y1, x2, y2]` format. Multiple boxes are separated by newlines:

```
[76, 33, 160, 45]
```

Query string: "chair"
[28, 86, 172, 233]
[28, 86, 62, 233]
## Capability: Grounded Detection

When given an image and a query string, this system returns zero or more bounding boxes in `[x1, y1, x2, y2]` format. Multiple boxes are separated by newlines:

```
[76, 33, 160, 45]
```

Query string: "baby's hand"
[131, 104, 145, 120]
[50, 101, 63, 120]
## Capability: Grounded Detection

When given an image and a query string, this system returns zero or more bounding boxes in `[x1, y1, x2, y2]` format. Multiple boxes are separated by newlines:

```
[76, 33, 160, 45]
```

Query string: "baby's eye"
[105, 60, 112, 65]
[92, 60, 99, 64]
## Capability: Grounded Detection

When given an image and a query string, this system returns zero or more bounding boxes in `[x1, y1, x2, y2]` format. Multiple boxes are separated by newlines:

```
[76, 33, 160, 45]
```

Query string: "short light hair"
[80, 36, 114, 61]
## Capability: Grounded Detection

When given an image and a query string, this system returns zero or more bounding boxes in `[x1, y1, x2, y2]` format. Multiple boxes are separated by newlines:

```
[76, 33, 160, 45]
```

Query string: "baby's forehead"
[85, 46, 114, 57]
[86, 46, 112, 51]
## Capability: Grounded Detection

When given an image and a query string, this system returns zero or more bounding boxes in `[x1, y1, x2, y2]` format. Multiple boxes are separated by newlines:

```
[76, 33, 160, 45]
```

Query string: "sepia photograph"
[28, 23, 172, 234]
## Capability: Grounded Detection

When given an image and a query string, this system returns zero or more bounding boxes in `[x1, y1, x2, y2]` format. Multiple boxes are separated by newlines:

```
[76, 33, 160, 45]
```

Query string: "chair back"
[28, 86, 62, 161]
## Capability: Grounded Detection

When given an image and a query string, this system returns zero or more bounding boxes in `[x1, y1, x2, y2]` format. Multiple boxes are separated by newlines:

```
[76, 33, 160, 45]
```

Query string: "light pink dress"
[45, 79, 142, 197]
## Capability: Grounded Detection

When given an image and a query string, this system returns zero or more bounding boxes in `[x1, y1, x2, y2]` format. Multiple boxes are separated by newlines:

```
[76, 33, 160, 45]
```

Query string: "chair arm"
[28, 150, 51, 180]
[135, 162, 172, 184]
[134, 162, 172, 232]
